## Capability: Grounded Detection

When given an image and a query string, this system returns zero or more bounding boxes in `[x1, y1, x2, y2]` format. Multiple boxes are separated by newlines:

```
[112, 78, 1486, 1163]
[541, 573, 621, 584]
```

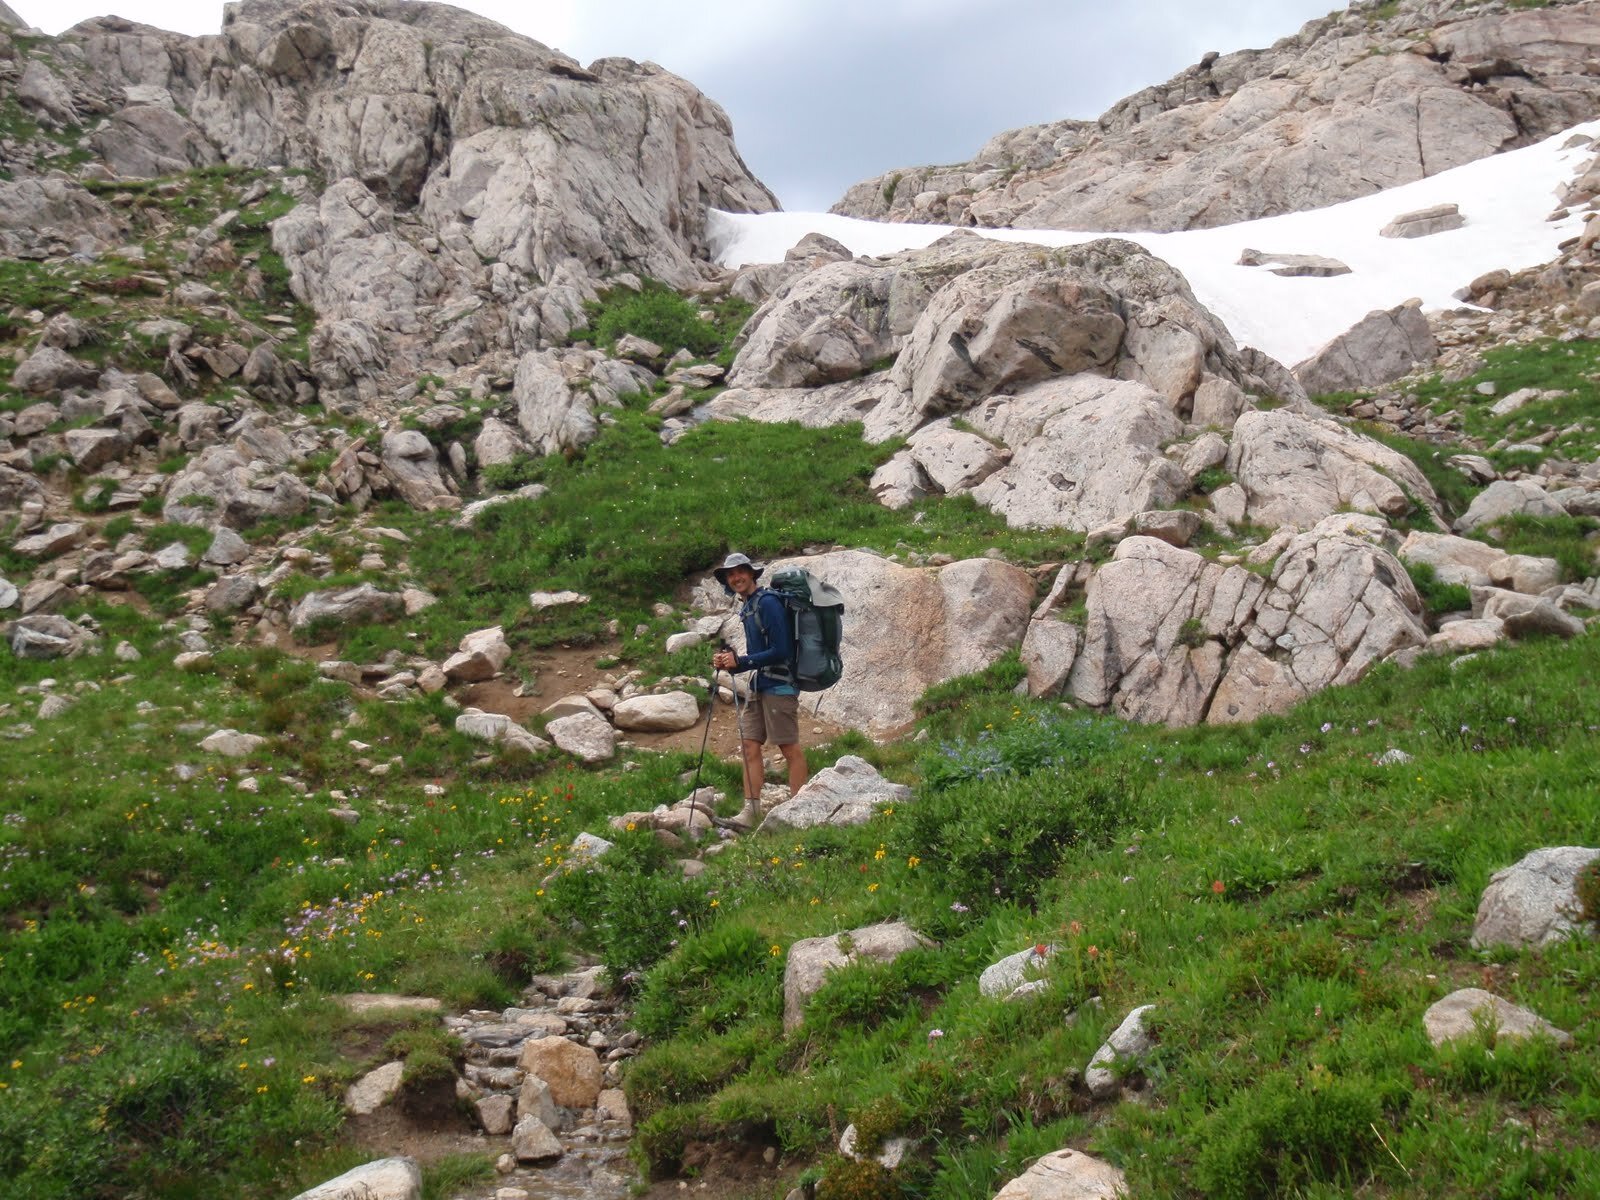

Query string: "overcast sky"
[30, 0, 1341, 210]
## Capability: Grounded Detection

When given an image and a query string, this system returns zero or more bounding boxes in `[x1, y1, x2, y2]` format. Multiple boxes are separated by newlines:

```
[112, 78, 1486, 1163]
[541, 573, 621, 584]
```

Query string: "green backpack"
[759, 568, 845, 692]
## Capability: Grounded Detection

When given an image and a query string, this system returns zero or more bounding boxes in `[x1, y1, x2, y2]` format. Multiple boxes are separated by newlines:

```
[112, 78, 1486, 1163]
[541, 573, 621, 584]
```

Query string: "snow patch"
[711, 121, 1600, 368]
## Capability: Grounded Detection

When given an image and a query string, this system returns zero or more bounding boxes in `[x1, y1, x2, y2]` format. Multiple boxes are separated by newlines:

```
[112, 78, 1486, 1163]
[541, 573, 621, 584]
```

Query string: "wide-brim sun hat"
[713, 551, 765, 589]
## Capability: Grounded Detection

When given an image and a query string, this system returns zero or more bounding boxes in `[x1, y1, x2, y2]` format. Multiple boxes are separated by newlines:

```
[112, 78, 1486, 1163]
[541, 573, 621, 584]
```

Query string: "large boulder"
[965, 377, 1189, 530]
[64, 428, 131, 473]
[0, 176, 122, 258]
[611, 691, 701, 733]
[92, 105, 221, 178]
[515, 1036, 603, 1109]
[1478, 590, 1586, 640]
[761, 551, 1033, 736]
[545, 711, 616, 765]
[12, 347, 99, 395]
[290, 584, 404, 634]
[759, 756, 912, 832]
[163, 446, 311, 530]
[1227, 409, 1442, 529]
[1472, 847, 1599, 950]
[1292, 302, 1438, 396]
[1398, 532, 1508, 589]
[12, 522, 85, 559]
[717, 237, 1296, 458]
[726, 260, 896, 390]
[90, 0, 775, 395]
[783, 921, 932, 1031]
[513, 350, 597, 456]
[888, 265, 1126, 421]
[1070, 516, 1427, 727]
[473, 418, 527, 467]
[1455, 480, 1568, 533]
[380, 430, 457, 511]
[7, 614, 97, 660]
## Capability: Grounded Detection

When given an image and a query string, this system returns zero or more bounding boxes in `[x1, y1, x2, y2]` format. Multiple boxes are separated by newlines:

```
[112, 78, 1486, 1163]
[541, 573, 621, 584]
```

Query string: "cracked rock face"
[1068, 515, 1428, 727]
[34, 0, 777, 405]
[832, 1, 1600, 232]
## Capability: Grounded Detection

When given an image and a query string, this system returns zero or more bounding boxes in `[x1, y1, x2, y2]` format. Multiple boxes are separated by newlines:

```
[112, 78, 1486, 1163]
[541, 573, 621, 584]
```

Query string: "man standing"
[710, 552, 808, 827]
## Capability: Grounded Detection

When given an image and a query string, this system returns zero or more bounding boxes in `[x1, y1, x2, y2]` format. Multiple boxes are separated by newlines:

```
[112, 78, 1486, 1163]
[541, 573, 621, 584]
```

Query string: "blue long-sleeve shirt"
[736, 590, 797, 695]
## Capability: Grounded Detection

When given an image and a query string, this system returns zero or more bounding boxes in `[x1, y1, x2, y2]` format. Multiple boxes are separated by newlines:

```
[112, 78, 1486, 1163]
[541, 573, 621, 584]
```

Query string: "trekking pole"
[687, 660, 720, 839]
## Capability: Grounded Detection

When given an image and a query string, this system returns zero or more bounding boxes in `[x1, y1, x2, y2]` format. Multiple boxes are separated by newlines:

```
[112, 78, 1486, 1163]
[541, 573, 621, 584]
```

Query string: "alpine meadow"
[0, 1, 1598, 1199]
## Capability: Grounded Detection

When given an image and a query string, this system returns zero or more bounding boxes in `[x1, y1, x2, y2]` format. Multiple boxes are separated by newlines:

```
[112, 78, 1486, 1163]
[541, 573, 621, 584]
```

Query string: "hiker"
[710, 552, 809, 826]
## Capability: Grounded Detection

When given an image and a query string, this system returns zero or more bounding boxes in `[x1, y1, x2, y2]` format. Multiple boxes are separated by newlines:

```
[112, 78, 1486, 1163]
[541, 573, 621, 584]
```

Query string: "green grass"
[620, 632, 1600, 1196]
[337, 412, 1085, 662]
[4, 500, 1598, 1199]
[1396, 339, 1600, 471]
[570, 278, 754, 368]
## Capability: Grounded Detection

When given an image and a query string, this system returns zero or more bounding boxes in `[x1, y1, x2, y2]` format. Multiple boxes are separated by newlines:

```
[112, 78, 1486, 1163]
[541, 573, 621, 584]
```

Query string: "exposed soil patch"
[641, 1137, 807, 1200]
[344, 1106, 490, 1165]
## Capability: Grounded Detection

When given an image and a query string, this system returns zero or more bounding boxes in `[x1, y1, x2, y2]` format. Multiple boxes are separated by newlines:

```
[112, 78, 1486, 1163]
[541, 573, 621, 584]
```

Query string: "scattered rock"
[1084, 1004, 1156, 1100]
[529, 590, 590, 610]
[1471, 846, 1600, 950]
[475, 1093, 516, 1135]
[199, 729, 267, 757]
[992, 1149, 1128, 1200]
[335, 994, 444, 1017]
[979, 945, 1051, 1000]
[287, 1158, 422, 1200]
[455, 709, 549, 755]
[511, 1114, 564, 1163]
[290, 584, 405, 634]
[546, 711, 617, 764]
[516, 1037, 602, 1109]
[839, 1122, 914, 1170]
[784, 921, 933, 1031]
[344, 1061, 404, 1116]
[1238, 248, 1351, 277]
[611, 691, 701, 733]
[442, 625, 513, 683]
[1423, 988, 1572, 1048]
[759, 756, 912, 831]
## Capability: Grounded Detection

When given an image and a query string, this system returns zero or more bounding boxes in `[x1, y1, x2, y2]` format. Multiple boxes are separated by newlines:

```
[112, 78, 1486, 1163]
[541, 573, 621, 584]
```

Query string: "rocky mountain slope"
[1, 0, 1596, 735]
[2, 0, 775, 407]
[1, 2, 1598, 1197]
[833, 0, 1600, 232]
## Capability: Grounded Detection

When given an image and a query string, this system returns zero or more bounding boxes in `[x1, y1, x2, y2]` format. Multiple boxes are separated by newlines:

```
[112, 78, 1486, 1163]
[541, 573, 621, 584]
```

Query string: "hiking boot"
[727, 798, 762, 830]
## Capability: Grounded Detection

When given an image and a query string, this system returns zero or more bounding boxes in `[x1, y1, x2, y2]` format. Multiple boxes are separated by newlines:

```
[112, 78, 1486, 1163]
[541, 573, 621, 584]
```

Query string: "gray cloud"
[642, 0, 1339, 210]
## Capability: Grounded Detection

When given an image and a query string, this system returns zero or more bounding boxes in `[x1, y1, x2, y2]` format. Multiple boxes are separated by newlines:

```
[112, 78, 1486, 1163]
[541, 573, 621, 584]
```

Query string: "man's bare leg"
[779, 742, 808, 796]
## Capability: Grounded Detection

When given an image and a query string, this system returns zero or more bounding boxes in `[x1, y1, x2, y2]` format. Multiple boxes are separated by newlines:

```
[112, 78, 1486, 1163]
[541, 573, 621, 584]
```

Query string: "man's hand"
[712, 649, 738, 671]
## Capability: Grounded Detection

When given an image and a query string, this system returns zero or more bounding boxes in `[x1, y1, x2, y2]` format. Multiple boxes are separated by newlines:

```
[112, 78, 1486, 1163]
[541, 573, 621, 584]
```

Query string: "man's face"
[727, 566, 758, 596]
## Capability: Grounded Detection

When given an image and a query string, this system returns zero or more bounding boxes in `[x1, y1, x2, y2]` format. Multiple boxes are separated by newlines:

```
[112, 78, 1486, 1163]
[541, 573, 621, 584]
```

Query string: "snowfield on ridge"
[711, 119, 1600, 368]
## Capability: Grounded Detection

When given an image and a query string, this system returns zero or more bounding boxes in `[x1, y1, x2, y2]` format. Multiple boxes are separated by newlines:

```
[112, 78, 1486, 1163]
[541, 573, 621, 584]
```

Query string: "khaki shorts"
[738, 690, 800, 746]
